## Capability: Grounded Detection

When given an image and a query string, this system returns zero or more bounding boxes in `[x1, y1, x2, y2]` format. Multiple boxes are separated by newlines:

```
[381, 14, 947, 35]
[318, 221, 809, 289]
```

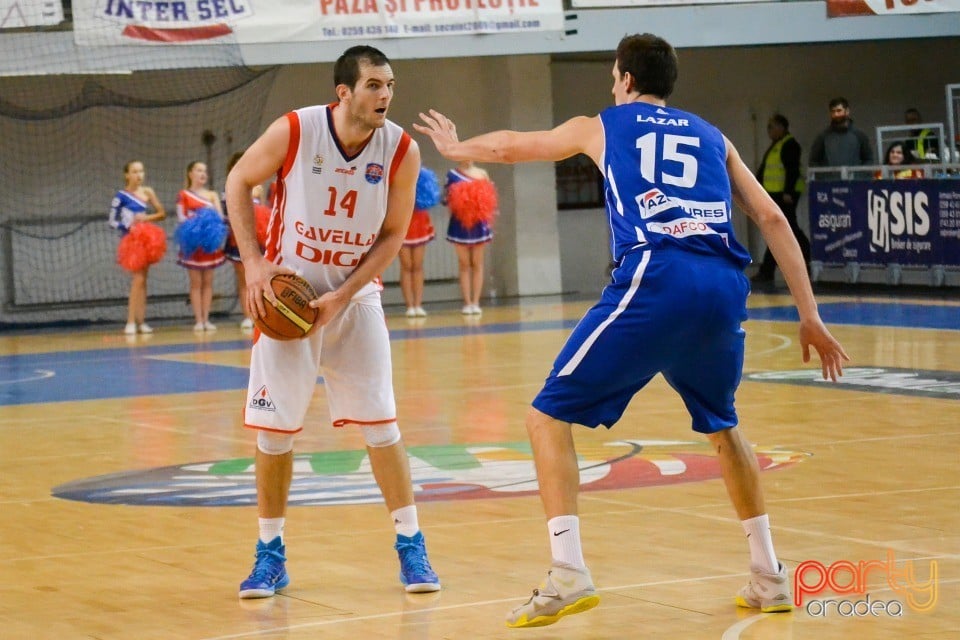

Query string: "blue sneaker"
[395, 531, 441, 593]
[239, 536, 290, 599]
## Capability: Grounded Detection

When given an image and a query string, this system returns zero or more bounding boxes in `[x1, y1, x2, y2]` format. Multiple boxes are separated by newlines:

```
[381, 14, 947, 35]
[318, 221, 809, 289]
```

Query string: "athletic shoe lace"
[249, 548, 285, 583]
[396, 539, 434, 578]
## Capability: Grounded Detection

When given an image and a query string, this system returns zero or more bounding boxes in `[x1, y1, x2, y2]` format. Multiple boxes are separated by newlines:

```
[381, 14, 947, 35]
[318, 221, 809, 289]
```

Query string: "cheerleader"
[445, 160, 498, 315]
[109, 160, 167, 335]
[400, 167, 441, 317]
[176, 161, 225, 331]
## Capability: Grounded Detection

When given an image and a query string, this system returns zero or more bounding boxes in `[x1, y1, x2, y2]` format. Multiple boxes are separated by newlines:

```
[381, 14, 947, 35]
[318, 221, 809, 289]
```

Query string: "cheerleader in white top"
[109, 160, 166, 335]
[444, 160, 498, 315]
[176, 161, 226, 331]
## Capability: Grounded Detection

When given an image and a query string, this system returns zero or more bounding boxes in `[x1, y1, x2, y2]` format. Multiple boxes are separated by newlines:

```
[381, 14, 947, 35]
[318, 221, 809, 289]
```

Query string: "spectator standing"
[904, 108, 939, 162]
[809, 97, 873, 168]
[752, 114, 810, 284]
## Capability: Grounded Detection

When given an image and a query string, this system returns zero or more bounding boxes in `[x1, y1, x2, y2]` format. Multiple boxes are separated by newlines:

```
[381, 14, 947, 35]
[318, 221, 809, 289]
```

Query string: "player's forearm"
[758, 215, 819, 318]
[337, 228, 406, 299]
[450, 131, 519, 164]
[225, 178, 261, 265]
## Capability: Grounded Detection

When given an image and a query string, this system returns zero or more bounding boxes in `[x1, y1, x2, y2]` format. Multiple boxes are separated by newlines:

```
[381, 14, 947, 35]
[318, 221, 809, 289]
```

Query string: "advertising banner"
[571, 0, 762, 6]
[1, 1, 63, 28]
[827, 0, 960, 17]
[72, 0, 564, 45]
[809, 179, 960, 268]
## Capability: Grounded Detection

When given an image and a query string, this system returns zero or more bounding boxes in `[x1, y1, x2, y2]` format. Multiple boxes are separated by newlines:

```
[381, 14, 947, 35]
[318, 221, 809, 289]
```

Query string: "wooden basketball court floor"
[0, 291, 957, 639]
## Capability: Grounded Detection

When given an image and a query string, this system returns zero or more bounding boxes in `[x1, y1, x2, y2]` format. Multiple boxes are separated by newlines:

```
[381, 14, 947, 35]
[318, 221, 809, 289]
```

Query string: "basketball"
[254, 273, 319, 340]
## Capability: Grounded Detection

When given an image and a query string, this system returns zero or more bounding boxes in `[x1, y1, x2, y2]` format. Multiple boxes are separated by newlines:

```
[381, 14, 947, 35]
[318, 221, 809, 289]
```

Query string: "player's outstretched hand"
[799, 317, 849, 382]
[414, 109, 460, 158]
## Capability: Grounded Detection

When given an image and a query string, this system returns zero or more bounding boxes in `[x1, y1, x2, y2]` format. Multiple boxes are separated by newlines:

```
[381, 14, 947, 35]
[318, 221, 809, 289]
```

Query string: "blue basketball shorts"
[532, 247, 749, 434]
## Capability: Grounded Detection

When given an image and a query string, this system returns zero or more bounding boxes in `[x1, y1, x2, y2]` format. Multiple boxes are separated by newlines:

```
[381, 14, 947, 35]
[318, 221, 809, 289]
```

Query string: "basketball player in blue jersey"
[416, 33, 849, 628]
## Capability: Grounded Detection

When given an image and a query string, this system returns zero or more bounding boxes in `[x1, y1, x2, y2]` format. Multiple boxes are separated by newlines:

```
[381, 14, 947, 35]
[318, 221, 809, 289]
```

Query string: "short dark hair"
[770, 113, 789, 130]
[334, 45, 390, 90]
[828, 97, 849, 109]
[615, 33, 678, 99]
[226, 150, 245, 176]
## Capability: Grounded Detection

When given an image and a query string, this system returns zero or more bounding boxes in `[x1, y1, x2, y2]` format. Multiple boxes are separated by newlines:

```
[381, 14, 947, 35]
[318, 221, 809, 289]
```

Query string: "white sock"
[742, 514, 779, 573]
[392, 505, 420, 538]
[548, 515, 586, 569]
[259, 517, 285, 544]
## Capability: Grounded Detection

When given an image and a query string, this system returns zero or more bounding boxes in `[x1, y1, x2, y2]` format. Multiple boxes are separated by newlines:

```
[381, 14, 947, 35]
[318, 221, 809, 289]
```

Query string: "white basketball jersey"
[265, 103, 412, 298]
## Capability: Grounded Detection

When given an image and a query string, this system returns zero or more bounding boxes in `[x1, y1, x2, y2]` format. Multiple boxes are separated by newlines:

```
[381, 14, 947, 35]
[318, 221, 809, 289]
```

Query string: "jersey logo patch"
[249, 385, 276, 412]
[638, 188, 681, 219]
[365, 163, 384, 185]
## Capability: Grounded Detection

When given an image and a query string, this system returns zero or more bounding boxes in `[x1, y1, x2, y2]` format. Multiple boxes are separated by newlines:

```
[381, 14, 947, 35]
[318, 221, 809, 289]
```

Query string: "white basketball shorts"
[244, 296, 397, 433]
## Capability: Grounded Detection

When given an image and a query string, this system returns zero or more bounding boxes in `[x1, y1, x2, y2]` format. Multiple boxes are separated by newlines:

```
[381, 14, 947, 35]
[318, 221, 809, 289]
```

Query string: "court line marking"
[746, 332, 793, 357]
[199, 571, 749, 640]
[721, 576, 960, 640]
[200, 567, 960, 640]
[583, 489, 960, 557]
[720, 614, 766, 640]
[0, 369, 55, 384]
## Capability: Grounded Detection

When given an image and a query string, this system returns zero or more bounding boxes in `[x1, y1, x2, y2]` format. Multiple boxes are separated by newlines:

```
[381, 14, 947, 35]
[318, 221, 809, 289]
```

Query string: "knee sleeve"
[257, 430, 295, 455]
[362, 422, 401, 448]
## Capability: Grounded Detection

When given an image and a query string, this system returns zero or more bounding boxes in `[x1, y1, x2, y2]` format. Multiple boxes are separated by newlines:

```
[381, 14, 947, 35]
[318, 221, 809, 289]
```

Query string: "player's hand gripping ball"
[255, 273, 319, 340]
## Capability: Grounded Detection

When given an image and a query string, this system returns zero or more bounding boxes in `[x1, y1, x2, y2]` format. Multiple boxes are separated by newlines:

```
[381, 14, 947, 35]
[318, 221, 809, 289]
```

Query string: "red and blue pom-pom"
[176, 207, 228, 255]
[117, 222, 167, 272]
[415, 167, 442, 211]
[447, 179, 498, 229]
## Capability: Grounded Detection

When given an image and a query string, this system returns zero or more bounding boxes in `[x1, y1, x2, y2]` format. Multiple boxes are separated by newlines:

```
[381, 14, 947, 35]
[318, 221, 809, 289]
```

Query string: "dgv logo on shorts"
[249, 385, 276, 412]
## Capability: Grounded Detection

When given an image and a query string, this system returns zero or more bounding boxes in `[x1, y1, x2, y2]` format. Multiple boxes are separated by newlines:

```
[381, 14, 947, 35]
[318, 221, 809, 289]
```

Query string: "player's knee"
[362, 422, 401, 448]
[257, 430, 295, 455]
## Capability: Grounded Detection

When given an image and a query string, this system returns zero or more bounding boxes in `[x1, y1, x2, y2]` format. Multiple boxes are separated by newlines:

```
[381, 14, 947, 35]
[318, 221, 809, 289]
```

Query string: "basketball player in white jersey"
[225, 45, 440, 599]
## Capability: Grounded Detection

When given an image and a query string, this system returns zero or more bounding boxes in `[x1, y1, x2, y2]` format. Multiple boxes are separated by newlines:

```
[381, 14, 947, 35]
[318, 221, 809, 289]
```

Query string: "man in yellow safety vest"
[904, 108, 939, 162]
[752, 114, 810, 285]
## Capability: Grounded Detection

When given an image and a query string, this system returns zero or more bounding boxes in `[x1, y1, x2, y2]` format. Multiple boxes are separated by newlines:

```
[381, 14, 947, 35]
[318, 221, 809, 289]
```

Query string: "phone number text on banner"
[809, 180, 960, 268]
[73, 0, 564, 45]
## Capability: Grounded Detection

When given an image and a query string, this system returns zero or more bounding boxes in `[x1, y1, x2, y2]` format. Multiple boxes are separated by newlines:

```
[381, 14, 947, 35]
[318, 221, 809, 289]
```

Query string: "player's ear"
[623, 71, 636, 95]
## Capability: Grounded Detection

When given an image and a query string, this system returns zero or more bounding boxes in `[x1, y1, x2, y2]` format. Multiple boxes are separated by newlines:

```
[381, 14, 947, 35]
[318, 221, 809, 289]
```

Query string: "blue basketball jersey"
[599, 102, 751, 269]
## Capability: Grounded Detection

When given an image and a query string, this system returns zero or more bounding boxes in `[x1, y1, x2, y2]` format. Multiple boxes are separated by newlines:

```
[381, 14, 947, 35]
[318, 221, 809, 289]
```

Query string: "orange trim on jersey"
[265, 170, 285, 262]
[244, 423, 304, 435]
[281, 112, 300, 179]
[332, 417, 397, 428]
[388, 132, 412, 185]
[262, 114, 297, 264]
